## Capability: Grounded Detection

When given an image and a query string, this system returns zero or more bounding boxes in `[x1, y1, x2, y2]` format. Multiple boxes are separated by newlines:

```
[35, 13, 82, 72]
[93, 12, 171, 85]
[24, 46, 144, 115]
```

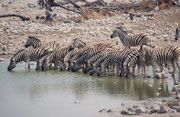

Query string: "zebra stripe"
[110, 28, 150, 49]
[71, 43, 116, 72]
[7, 47, 48, 71]
[139, 45, 180, 78]
[25, 36, 61, 51]
[42, 45, 73, 70]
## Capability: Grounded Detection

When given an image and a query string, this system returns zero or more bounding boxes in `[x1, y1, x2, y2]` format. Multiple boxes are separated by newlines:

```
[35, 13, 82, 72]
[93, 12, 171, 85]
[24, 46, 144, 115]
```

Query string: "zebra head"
[7, 59, 16, 71]
[25, 36, 41, 48]
[110, 28, 127, 38]
[89, 65, 96, 76]
[42, 51, 55, 71]
[70, 38, 86, 49]
[7, 49, 25, 71]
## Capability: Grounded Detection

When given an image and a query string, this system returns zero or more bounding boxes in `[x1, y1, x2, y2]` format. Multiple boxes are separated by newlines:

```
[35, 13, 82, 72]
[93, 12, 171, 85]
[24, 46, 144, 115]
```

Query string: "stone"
[127, 107, 134, 112]
[107, 109, 113, 113]
[157, 106, 167, 114]
[133, 105, 139, 109]
[135, 108, 143, 115]
[121, 110, 128, 115]
[149, 104, 160, 114]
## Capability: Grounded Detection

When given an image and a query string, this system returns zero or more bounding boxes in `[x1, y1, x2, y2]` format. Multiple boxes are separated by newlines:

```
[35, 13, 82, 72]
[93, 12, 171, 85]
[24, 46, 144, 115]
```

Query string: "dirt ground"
[0, 0, 180, 117]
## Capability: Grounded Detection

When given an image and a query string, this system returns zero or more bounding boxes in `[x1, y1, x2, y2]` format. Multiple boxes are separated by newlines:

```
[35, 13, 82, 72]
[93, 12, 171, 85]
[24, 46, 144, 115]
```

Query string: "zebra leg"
[25, 60, 30, 70]
[137, 64, 140, 77]
[171, 61, 176, 77]
[159, 65, 164, 78]
[152, 62, 157, 78]
[175, 60, 180, 77]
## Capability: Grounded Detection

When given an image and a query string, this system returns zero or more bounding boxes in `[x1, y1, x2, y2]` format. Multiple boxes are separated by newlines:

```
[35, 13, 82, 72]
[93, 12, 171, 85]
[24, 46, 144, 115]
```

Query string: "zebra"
[36, 51, 53, 71]
[64, 48, 79, 71]
[139, 45, 180, 80]
[42, 45, 73, 71]
[175, 27, 180, 41]
[7, 47, 48, 71]
[120, 48, 141, 77]
[110, 27, 151, 49]
[25, 36, 61, 51]
[71, 43, 115, 72]
[70, 38, 86, 49]
[84, 47, 121, 73]
[89, 55, 109, 76]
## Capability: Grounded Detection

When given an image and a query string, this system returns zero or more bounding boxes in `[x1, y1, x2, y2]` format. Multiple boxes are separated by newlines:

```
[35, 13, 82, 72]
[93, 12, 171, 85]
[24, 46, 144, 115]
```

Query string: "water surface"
[0, 61, 176, 117]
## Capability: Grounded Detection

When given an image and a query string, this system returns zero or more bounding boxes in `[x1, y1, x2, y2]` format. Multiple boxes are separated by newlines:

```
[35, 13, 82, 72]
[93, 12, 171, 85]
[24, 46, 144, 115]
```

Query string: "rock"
[149, 104, 160, 114]
[135, 108, 143, 115]
[0, 58, 5, 61]
[133, 105, 139, 109]
[99, 109, 106, 112]
[154, 6, 159, 11]
[172, 106, 180, 112]
[121, 110, 128, 115]
[107, 109, 113, 113]
[157, 106, 167, 114]
[127, 107, 134, 112]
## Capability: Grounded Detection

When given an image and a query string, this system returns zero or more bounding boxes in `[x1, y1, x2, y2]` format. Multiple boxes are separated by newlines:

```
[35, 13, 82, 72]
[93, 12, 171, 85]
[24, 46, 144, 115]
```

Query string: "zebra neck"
[14, 53, 25, 64]
[33, 42, 41, 48]
[118, 32, 126, 43]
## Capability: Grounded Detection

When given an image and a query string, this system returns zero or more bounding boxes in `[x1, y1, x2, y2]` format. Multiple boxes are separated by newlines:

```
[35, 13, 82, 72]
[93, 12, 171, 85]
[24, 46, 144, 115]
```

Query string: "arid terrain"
[0, 0, 180, 117]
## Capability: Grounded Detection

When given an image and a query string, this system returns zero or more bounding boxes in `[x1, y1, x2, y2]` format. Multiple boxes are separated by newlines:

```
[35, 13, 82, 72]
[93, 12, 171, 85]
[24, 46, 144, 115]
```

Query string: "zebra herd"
[7, 27, 180, 83]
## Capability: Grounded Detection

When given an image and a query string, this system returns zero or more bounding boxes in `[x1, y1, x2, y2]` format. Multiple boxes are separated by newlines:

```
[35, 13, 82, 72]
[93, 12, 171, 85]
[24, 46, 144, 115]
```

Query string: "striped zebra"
[89, 55, 109, 76]
[7, 47, 48, 71]
[84, 47, 121, 74]
[110, 27, 151, 49]
[120, 48, 141, 77]
[64, 48, 79, 71]
[96, 50, 130, 76]
[175, 27, 180, 41]
[25, 36, 61, 51]
[42, 45, 73, 71]
[71, 43, 115, 72]
[139, 45, 180, 79]
[70, 38, 86, 49]
[36, 51, 53, 71]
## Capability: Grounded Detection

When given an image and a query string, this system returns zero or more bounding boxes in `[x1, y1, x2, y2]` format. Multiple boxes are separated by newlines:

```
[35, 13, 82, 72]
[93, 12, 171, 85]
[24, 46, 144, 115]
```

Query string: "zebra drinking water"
[7, 47, 48, 71]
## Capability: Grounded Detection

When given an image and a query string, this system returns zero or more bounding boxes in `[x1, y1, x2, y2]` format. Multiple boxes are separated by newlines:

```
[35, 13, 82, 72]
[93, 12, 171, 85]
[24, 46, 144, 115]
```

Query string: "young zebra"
[110, 27, 150, 49]
[175, 27, 180, 41]
[139, 45, 180, 79]
[25, 36, 61, 51]
[7, 47, 48, 71]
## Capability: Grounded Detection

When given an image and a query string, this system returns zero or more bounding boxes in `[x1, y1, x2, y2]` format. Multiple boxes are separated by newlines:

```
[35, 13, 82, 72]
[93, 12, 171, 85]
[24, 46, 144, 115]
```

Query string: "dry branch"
[0, 14, 30, 21]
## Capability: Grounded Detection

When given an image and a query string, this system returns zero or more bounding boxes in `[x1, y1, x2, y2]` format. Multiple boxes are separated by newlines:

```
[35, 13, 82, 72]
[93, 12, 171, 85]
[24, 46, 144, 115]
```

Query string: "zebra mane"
[27, 36, 41, 42]
[116, 27, 128, 35]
